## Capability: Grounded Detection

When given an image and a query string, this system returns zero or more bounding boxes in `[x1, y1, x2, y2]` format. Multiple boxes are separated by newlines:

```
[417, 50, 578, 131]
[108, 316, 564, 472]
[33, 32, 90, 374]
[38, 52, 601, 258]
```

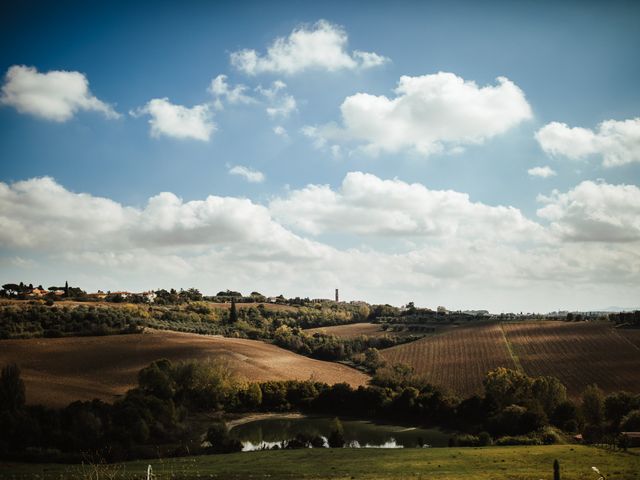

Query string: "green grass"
[1, 445, 639, 479]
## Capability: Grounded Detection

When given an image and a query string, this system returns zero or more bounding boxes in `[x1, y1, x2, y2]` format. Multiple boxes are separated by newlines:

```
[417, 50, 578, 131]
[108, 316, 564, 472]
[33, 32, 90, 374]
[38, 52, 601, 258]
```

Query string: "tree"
[483, 368, 532, 411]
[138, 359, 175, 400]
[229, 299, 238, 324]
[64, 281, 69, 297]
[206, 421, 242, 453]
[0, 364, 26, 412]
[620, 410, 640, 431]
[328, 418, 345, 448]
[532, 376, 567, 416]
[582, 384, 605, 426]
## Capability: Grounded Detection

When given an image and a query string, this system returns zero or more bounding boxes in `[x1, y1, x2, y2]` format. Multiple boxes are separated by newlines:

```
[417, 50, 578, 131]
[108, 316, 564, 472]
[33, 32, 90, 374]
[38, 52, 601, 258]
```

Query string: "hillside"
[381, 321, 640, 398]
[381, 322, 516, 398]
[0, 330, 369, 407]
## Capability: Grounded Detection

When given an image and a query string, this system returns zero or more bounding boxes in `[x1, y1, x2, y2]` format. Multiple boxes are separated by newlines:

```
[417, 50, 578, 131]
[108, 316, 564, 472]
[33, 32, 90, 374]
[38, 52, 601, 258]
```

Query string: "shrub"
[449, 434, 480, 447]
[478, 431, 493, 446]
[495, 435, 541, 446]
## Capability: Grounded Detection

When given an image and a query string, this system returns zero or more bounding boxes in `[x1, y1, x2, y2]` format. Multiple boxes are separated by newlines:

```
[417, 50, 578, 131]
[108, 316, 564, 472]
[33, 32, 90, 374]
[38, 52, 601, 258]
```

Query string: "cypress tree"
[229, 299, 238, 323]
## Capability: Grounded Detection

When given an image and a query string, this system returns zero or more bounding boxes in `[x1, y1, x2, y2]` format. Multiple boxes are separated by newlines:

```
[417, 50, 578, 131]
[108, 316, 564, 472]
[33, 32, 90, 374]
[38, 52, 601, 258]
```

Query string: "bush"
[540, 427, 562, 445]
[478, 431, 492, 446]
[495, 435, 542, 446]
[449, 434, 479, 447]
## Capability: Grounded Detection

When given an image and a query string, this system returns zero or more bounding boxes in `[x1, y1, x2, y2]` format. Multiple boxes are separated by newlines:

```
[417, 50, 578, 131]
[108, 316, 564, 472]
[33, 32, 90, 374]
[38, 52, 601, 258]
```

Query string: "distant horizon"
[2, 280, 638, 315]
[1, 1, 639, 313]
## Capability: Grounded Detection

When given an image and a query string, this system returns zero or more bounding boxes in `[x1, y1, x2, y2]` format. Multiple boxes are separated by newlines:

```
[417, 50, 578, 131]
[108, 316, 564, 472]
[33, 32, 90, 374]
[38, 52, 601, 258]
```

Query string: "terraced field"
[0, 330, 369, 407]
[381, 323, 516, 397]
[502, 321, 640, 396]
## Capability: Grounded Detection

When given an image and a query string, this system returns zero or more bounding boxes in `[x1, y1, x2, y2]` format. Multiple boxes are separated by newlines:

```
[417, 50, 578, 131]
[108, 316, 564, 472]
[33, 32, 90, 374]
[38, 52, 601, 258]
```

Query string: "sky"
[1, 0, 639, 312]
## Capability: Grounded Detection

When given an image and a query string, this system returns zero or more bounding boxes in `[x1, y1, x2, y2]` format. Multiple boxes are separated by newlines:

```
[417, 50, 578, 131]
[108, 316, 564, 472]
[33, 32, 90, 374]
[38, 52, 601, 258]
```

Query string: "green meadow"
[2, 445, 639, 480]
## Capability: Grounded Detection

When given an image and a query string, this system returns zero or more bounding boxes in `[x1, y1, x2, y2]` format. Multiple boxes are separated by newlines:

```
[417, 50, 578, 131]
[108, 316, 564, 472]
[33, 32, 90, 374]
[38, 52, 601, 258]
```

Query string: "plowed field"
[0, 330, 369, 407]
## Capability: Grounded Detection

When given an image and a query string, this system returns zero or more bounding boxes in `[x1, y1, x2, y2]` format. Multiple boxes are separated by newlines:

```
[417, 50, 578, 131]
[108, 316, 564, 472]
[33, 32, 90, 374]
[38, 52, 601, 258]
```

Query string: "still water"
[229, 415, 450, 451]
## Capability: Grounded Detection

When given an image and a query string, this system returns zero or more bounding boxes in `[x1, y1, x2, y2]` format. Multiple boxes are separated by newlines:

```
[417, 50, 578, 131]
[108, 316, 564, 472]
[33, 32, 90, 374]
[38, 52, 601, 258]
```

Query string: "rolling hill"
[0, 329, 369, 407]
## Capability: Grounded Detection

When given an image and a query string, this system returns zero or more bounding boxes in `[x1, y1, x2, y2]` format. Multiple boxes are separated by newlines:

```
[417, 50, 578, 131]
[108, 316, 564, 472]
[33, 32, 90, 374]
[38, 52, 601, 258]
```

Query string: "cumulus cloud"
[535, 118, 640, 167]
[228, 165, 265, 183]
[269, 171, 544, 242]
[528, 166, 557, 178]
[0, 65, 119, 121]
[230, 20, 389, 75]
[0, 177, 299, 251]
[306, 72, 532, 156]
[131, 98, 215, 141]
[537, 181, 640, 242]
[208, 74, 254, 109]
[2, 176, 640, 311]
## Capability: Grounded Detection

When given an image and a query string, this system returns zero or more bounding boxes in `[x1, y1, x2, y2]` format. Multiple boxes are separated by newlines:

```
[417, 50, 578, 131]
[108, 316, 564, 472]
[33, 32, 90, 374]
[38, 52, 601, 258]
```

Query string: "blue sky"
[1, 0, 639, 312]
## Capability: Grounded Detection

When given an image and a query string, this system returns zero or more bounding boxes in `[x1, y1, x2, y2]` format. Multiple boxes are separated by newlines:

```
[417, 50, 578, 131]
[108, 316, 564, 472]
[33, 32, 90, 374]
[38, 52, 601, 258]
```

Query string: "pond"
[229, 415, 451, 451]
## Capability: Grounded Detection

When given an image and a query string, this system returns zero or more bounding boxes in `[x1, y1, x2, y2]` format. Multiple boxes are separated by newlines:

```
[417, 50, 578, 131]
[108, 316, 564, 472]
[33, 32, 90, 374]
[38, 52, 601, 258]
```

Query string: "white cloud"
[1, 176, 639, 312]
[0, 65, 119, 121]
[266, 95, 296, 118]
[256, 80, 297, 119]
[535, 118, 640, 167]
[269, 171, 544, 242]
[306, 72, 532, 156]
[0, 177, 296, 251]
[230, 20, 389, 75]
[228, 165, 265, 183]
[208, 74, 254, 109]
[537, 181, 640, 242]
[528, 166, 557, 178]
[273, 125, 288, 137]
[132, 98, 215, 141]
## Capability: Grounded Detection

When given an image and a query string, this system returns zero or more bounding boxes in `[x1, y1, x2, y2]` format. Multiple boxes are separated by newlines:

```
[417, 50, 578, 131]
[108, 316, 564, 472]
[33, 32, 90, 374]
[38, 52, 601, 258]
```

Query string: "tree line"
[2, 360, 639, 462]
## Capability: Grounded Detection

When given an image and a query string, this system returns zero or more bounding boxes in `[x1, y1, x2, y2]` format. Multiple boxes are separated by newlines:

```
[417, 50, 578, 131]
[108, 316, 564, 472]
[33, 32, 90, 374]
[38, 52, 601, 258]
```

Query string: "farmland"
[381, 320, 640, 398]
[381, 323, 516, 397]
[0, 329, 369, 407]
[618, 328, 640, 350]
[502, 321, 640, 396]
[2, 445, 639, 480]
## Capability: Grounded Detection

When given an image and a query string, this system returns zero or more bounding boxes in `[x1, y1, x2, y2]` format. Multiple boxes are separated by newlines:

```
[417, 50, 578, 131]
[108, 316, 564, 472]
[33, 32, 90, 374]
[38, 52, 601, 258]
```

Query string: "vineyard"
[617, 328, 640, 350]
[502, 321, 640, 396]
[380, 321, 640, 398]
[381, 323, 516, 398]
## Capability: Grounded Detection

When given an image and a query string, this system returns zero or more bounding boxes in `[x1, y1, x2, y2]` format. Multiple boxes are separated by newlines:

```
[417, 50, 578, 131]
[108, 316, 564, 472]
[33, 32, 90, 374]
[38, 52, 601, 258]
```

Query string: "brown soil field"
[616, 328, 640, 350]
[381, 323, 516, 398]
[0, 330, 369, 407]
[502, 321, 640, 397]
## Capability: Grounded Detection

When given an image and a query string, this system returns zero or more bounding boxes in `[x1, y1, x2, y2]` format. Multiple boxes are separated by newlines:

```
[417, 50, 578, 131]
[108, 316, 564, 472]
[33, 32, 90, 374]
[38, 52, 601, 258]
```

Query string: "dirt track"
[0, 330, 369, 407]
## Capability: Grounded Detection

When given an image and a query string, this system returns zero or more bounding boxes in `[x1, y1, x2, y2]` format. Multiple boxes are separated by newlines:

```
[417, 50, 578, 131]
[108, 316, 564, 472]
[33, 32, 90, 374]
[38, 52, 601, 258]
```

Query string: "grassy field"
[304, 322, 445, 339]
[380, 321, 640, 398]
[0, 330, 369, 407]
[305, 322, 398, 338]
[1, 445, 639, 479]
[381, 323, 516, 398]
